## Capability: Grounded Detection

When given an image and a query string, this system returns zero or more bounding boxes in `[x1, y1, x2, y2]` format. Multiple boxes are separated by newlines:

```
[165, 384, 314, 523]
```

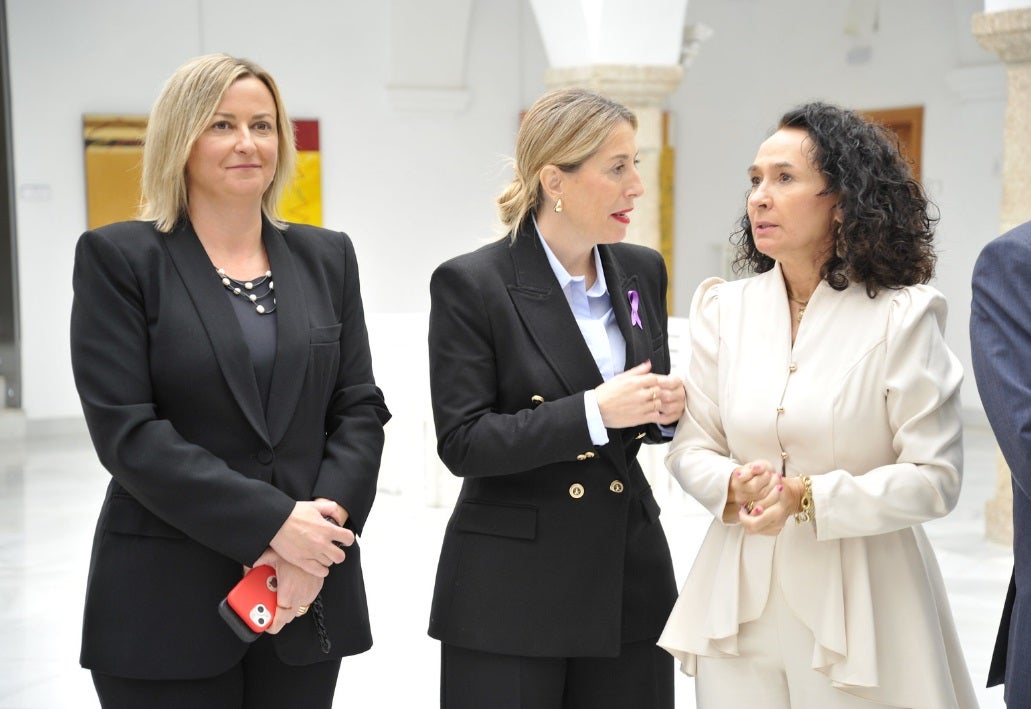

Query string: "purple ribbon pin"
[627, 290, 642, 329]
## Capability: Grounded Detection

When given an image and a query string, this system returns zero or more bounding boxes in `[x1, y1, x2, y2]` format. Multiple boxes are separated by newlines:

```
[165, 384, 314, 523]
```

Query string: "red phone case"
[218, 564, 278, 642]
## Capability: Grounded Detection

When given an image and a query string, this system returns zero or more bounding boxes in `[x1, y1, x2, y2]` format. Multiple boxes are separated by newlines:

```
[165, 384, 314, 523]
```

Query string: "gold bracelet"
[794, 475, 814, 525]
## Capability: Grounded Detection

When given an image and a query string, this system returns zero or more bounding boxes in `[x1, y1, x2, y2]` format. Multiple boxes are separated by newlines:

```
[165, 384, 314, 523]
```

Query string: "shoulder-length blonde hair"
[138, 53, 297, 232]
[497, 88, 637, 235]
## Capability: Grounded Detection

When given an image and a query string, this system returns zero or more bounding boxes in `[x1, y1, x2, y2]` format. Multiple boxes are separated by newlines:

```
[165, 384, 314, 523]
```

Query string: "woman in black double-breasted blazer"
[70, 55, 389, 709]
[428, 88, 684, 709]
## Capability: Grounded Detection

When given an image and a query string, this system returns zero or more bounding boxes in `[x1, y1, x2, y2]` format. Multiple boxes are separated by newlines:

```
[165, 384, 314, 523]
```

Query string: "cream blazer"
[658, 265, 978, 708]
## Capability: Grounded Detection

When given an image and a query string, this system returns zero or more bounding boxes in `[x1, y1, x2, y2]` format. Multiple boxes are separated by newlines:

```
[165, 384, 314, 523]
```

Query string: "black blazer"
[426, 223, 677, 658]
[70, 219, 390, 679]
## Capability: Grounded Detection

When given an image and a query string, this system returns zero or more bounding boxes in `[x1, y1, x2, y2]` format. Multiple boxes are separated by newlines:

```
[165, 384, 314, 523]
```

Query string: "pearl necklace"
[216, 267, 277, 314]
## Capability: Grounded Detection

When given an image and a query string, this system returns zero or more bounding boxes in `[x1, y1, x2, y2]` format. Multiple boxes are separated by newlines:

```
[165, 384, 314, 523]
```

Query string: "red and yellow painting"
[83, 115, 323, 229]
[279, 119, 322, 225]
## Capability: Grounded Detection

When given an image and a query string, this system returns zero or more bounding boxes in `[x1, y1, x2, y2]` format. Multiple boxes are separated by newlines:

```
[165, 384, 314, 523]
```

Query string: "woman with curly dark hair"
[733, 102, 937, 295]
[657, 102, 977, 707]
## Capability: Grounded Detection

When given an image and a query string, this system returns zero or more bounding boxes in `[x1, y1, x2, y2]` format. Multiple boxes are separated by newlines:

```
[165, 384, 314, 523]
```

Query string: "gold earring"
[554, 198, 563, 213]
[834, 222, 846, 259]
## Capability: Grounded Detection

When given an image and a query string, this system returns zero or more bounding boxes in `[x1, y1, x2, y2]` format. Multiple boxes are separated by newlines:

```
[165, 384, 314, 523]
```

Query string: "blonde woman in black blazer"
[427, 88, 686, 709]
[70, 54, 389, 709]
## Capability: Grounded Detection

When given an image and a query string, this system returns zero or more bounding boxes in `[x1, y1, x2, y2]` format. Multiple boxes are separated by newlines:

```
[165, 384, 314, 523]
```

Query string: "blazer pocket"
[454, 500, 537, 540]
[102, 493, 187, 539]
[310, 323, 342, 345]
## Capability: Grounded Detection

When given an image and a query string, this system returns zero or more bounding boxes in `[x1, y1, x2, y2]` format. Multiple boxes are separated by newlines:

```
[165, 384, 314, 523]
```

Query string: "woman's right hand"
[596, 361, 662, 429]
[722, 460, 779, 523]
[269, 500, 355, 577]
[249, 548, 325, 635]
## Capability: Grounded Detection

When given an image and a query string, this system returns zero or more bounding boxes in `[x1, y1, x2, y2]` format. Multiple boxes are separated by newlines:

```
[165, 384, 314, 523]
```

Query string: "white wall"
[7, 0, 1006, 421]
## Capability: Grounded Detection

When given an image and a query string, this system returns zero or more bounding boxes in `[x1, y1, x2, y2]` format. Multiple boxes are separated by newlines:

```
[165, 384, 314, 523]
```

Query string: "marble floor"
[0, 421, 1012, 708]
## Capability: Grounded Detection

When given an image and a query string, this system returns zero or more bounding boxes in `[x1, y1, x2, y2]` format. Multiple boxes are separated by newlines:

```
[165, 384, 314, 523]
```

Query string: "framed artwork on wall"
[859, 105, 924, 182]
[659, 110, 674, 314]
[82, 114, 146, 230]
[280, 119, 322, 226]
[82, 115, 323, 228]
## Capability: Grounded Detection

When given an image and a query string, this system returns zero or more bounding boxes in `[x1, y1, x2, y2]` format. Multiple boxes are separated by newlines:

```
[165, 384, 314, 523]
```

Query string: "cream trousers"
[695, 579, 902, 709]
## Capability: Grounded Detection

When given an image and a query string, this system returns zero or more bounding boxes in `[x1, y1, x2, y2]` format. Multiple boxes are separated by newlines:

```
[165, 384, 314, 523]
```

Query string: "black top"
[225, 288, 277, 411]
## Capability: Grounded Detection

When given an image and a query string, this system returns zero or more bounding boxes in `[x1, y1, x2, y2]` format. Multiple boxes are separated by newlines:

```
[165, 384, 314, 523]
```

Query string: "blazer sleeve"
[70, 229, 296, 565]
[813, 286, 964, 540]
[665, 277, 742, 519]
[310, 233, 390, 534]
[428, 258, 596, 478]
[972, 230, 1031, 502]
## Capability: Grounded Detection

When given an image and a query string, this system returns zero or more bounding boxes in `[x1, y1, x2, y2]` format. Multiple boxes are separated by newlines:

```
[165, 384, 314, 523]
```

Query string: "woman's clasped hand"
[726, 460, 804, 535]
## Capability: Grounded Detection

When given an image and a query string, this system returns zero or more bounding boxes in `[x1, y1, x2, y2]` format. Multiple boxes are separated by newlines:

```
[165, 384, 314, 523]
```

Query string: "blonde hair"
[497, 88, 637, 234]
[138, 53, 297, 232]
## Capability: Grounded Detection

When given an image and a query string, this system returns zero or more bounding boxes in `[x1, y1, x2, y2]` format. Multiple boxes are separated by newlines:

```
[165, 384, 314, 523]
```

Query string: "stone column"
[973, 7, 1031, 545]
[543, 65, 683, 253]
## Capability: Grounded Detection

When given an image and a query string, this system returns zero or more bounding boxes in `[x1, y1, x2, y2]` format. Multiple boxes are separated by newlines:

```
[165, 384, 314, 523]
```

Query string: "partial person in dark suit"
[426, 88, 685, 709]
[70, 54, 390, 709]
[971, 219, 1031, 707]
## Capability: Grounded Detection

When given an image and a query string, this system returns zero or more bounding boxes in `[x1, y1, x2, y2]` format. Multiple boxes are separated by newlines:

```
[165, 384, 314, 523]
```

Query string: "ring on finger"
[744, 500, 756, 513]
[296, 604, 310, 617]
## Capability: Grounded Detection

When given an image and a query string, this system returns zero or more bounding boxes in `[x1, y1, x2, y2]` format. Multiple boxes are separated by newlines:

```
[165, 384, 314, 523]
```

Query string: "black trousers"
[441, 638, 673, 709]
[91, 634, 341, 709]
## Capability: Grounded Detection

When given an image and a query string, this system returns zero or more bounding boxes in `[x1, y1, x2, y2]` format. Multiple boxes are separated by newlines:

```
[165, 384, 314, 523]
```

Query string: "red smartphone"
[218, 564, 278, 642]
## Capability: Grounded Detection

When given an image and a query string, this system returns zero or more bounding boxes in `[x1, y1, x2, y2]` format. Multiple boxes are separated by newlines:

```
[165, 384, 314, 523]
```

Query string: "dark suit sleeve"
[971, 228, 1031, 692]
[311, 234, 390, 534]
[70, 230, 296, 565]
[971, 231, 1031, 500]
[428, 260, 595, 478]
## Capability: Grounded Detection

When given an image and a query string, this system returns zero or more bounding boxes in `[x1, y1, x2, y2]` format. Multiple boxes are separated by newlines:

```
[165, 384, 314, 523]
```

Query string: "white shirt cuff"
[583, 389, 609, 446]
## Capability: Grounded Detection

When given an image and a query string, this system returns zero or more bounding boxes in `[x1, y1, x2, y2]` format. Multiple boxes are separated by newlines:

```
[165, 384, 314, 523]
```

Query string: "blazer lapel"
[263, 222, 309, 446]
[600, 246, 652, 370]
[506, 225, 604, 396]
[505, 226, 637, 473]
[598, 245, 655, 465]
[163, 222, 270, 443]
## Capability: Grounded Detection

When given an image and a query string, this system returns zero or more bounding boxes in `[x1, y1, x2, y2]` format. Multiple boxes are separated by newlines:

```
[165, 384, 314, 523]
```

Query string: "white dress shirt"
[537, 227, 624, 446]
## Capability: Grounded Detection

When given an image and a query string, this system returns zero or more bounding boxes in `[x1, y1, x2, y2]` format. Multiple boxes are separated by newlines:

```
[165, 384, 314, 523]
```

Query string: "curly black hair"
[732, 102, 938, 296]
